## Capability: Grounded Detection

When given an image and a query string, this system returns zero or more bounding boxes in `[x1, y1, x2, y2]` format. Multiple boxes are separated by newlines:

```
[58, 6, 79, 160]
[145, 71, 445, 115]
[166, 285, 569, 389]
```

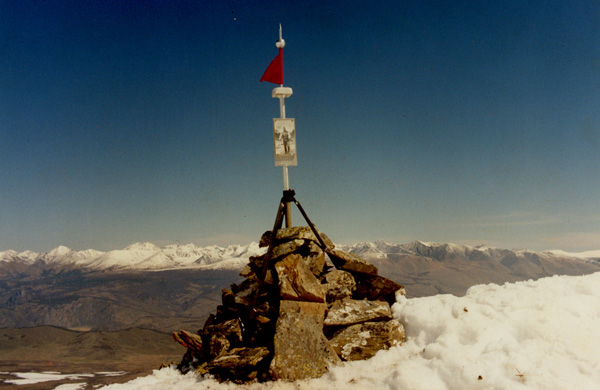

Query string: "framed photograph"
[273, 118, 297, 166]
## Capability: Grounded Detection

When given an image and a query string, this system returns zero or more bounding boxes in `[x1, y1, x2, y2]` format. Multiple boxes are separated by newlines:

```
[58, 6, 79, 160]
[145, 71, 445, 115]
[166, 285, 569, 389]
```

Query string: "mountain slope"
[341, 240, 600, 296]
[0, 326, 184, 389]
[0, 269, 241, 332]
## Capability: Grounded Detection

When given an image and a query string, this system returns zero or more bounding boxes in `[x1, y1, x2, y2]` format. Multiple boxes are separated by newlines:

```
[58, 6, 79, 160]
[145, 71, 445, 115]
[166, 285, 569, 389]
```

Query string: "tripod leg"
[272, 201, 286, 234]
[293, 199, 330, 250]
[252, 199, 286, 306]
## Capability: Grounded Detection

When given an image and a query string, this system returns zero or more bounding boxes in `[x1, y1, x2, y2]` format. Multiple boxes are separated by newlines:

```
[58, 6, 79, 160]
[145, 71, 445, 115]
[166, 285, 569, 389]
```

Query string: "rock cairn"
[172, 226, 406, 383]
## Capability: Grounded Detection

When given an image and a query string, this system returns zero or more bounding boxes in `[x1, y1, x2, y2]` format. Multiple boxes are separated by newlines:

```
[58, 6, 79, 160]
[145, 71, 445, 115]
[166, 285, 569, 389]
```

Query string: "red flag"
[260, 48, 283, 85]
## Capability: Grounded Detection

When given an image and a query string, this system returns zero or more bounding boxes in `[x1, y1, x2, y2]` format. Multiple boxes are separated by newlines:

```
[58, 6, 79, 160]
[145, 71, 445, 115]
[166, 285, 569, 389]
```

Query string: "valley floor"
[0, 327, 184, 390]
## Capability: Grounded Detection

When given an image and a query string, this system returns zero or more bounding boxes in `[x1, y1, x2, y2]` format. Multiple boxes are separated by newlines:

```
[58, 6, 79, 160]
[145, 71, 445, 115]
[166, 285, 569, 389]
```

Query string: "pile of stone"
[172, 226, 406, 383]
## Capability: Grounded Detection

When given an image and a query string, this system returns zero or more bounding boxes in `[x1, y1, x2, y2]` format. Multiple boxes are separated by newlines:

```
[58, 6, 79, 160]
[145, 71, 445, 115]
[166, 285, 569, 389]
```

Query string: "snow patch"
[54, 383, 87, 390]
[3, 371, 94, 385]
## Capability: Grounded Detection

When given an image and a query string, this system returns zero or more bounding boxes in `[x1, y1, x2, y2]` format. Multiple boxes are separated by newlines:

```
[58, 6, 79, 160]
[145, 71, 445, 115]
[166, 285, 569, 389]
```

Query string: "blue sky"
[1, 0, 599, 252]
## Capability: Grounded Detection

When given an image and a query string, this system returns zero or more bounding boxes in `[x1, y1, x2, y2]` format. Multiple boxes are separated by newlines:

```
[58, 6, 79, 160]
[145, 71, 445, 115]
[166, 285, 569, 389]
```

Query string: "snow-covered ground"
[0, 371, 125, 386]
[94, 272, 600, 390]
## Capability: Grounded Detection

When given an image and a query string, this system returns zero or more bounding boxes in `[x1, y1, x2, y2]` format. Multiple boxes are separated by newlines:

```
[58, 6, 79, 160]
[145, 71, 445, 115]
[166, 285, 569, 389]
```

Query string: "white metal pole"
[279, 96, 286, 119]
[283, 166, 289, 190]
[272, 24, 292, 227]
[279, 96, 289, 191]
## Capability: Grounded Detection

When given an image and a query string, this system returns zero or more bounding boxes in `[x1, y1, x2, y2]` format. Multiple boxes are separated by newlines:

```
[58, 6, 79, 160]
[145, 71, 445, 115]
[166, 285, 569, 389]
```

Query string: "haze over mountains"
[1, 240, 599, 332]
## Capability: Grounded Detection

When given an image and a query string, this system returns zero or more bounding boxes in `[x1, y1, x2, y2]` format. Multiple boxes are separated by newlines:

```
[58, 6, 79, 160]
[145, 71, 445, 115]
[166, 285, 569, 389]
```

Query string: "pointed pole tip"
[276, 24, 285, 49]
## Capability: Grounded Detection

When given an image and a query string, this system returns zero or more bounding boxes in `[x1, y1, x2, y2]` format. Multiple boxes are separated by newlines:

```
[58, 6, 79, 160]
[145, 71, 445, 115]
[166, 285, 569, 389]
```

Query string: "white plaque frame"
[273, 118, 297, 166]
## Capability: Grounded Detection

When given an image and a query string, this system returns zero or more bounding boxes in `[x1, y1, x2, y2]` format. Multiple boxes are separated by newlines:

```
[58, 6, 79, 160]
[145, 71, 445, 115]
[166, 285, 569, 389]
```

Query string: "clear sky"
[1, 0, 599, 253]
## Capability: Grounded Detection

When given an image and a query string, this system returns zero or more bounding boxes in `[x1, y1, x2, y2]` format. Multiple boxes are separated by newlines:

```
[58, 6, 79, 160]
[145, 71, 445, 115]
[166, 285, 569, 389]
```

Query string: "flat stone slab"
[270, 300, 340, 381]
[326, 249, 378, 276]
[353, 274, 405, 304]
[324, 299, 392, 327]
[207, 346, 271, 381]
[209, 346, 270, 368]
[172, 329, 203, 354]
[272, 239, 306, 260]
[329, 320, 405, 361]
[274, 254, 325, 303]
[275, 226, 334, 249]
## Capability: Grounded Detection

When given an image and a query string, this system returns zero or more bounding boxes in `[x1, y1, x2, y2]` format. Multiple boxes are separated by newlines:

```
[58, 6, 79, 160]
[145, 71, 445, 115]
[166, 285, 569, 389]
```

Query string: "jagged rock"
[172, 329, 203, 354]
[230, 280, 261, 306]
[276, 226, 334, 249]
[270, 300, 341, 381]
[324, 270, 356, 301]
[245, 301, 278, 347]
[177, 349, 198, 374]
[239, 264, 256, 281]
[222, 289, 235, 307]
[328, 320, 405, 361]
[260, 226, 334, 250]
[251, 301, 278, 320]
[208, 334, 230, 357]
[207, 346, 271, 381]
[242, 255, 276, 285]
[353, 274, 405, 304]
[272, 239, 306, 260]
[209, 346, 270, 368]
[202, 313, 217, 329]
[304, 241, 327, 276]
[255, 315, 270, 324]
[324, 299, 392, 327]
[274, 254, 326, 303]
[259, 231, 272, 247]
[249, 254, 267, 268]
[326, 249, 378, 276]
[201, 319, 243, 356]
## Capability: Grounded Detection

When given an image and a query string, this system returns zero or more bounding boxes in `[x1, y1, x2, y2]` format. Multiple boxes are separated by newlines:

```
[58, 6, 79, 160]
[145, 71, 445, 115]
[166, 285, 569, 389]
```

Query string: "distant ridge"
[341, 240, 600, 263]
[0, 241, 265, 272]
[1, 240, 599, 274]
[338, 240, 600, 297]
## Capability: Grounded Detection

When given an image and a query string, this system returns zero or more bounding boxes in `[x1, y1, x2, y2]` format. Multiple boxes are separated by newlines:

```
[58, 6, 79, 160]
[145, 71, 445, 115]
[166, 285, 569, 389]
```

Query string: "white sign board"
[273, 118, 297, 166]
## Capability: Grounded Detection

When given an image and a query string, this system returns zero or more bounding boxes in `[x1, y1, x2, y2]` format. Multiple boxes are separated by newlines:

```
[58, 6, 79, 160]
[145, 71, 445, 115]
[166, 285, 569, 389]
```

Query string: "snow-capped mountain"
[0, 240, 600, 270]
[0, 242, 266, 271]
[0, 249, 39, 264]
[339, 240, 411, 259]
[1, 239, 598, 274]
[335, 240, 600, 297]
[341, 240, 600, 264]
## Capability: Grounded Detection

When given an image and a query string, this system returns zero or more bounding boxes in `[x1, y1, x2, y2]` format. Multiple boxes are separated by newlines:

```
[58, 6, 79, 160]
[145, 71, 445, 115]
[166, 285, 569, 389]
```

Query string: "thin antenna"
[276, 24, 285, 49]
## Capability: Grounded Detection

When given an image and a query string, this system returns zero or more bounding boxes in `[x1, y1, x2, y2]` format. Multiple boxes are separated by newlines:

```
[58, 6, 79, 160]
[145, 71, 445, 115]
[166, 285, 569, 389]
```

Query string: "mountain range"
[343, 240, 600, 296]
[0, 241, 264, 273]
[2, 240, 598, 273]
[1, 240, 599, 332]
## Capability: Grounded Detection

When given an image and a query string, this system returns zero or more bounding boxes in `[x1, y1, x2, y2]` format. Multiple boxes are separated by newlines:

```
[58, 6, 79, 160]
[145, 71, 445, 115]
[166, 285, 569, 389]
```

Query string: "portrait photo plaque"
[273, 118, 297, 166]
